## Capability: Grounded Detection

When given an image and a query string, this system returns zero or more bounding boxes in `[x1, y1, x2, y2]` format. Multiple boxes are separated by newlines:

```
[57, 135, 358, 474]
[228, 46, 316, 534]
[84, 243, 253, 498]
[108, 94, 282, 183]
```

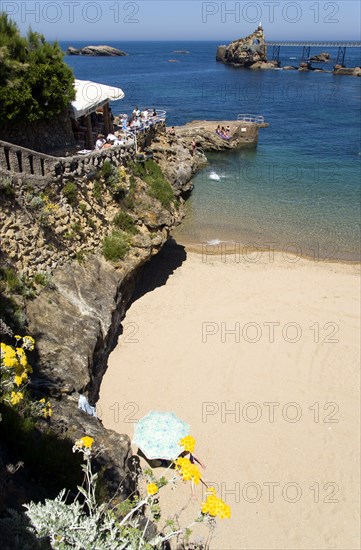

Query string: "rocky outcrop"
[172, 120, 268, 153]
[67, 45, 128, 56]
[216, 25, 268, 67]
[333, 65, 361, 76]
[250, 61, 278, 70]
[310, 52, 331, 62]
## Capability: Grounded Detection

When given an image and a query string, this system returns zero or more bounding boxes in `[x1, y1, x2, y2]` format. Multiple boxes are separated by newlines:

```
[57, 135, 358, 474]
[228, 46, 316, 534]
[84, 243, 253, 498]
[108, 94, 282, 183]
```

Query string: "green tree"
[0, 12, 75, 122]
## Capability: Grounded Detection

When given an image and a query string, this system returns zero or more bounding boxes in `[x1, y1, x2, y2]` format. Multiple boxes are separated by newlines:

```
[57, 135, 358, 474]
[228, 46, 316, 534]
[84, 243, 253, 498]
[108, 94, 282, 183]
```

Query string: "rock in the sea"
[250, 61, 278, 70]
[283, 65, 297, 70]
[216, 25, 269, 68]
[333, 65, 361, 76]
[67, 45, 128, 56]
[310, 52, 331, 62]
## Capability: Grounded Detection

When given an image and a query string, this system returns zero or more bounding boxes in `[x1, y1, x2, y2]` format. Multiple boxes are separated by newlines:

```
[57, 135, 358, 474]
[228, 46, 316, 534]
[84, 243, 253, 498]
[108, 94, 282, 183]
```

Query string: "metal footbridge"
[265, 41, 361, 66]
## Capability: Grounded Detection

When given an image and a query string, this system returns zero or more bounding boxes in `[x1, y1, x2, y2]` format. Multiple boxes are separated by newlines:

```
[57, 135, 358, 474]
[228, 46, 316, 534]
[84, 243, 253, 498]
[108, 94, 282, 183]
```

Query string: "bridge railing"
[237, 114, 265, 124]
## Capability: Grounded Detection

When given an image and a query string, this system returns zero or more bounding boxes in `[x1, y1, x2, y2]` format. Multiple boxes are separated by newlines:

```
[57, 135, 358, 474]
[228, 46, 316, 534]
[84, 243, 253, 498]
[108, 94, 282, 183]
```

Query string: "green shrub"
[130, 159, 175, 208]
[0, 177, 14, 197]
[102, 231, 129, 262]
[113, 211, 138, 234]
[33, 272, 52, 288]
[62, 182, 78, 205]
[0, 267, 35, 298]
[97, 161, 125, 199]
[76, 250, 85, 263]
[98, 160, 113, 179]
[71, 222, 81, 233]
[0, 13, 75, 123]
[93, 181, 103, 201]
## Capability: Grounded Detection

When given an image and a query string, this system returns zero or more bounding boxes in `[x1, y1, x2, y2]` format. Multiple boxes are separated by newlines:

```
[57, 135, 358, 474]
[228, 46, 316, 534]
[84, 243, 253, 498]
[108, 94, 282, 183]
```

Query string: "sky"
[1, 0, 360, 41]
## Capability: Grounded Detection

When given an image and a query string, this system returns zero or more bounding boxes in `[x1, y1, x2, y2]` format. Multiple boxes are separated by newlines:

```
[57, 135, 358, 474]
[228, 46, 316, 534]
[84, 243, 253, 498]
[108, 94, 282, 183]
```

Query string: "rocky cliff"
[216, 25, 273, 68]
[0, 128, 206, 505]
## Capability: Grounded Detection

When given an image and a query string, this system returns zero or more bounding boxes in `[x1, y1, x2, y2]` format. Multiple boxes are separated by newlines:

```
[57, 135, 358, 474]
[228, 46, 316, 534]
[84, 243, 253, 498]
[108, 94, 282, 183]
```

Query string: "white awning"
[71, 79, 125, 119]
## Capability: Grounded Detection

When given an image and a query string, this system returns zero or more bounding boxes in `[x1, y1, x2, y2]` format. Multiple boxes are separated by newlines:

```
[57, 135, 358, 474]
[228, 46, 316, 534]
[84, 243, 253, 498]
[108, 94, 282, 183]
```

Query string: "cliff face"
[0, 130, 205, 500]
[216, 25, 269, 67]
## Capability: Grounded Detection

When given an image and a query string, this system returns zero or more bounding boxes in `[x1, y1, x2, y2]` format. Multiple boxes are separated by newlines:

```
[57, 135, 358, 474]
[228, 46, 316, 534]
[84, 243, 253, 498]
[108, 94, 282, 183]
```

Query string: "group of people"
[215, 125, 231, 140]
[132, 106, 157, 121]
[95, 133, 127, 150]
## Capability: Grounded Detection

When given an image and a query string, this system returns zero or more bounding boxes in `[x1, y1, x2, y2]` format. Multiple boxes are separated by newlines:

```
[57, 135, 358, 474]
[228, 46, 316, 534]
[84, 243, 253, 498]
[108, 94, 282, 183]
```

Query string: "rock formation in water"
[67, 45, 128, 56]
[310, 52, 331, 62]
[216, 25, 274, 68]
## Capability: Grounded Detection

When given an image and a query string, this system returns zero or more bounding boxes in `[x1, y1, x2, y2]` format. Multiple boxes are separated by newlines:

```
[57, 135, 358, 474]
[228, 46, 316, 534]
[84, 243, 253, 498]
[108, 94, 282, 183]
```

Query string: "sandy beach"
[99, 241, 360, 549]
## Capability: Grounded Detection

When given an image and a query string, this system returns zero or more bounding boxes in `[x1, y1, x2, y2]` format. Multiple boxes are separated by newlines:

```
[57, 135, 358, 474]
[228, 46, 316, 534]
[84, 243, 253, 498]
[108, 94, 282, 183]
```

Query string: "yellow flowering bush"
[10, 391, 24, 405]
[0, 335, 52, 419]
[75, 436, 94, 449]
[146, 482, 159, 496]
[201, 487, 231, 519]
[179, 434, 196, 453]
[174, 456, 202, 485]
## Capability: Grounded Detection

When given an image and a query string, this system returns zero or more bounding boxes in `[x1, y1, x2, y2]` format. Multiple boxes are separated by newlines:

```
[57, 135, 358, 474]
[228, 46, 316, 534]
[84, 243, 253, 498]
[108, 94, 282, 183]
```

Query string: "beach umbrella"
[132, 411, 190, 460]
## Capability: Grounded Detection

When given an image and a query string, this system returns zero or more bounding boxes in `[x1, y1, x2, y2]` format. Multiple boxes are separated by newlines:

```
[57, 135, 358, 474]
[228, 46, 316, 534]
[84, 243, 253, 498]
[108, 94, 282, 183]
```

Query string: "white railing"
[154, 109, 166, 121]
[237, 114, 265, 123]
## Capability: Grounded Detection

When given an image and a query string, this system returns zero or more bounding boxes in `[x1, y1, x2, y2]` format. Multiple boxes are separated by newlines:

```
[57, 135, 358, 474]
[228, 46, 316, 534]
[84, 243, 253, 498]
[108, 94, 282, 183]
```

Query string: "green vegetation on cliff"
[0, 13, 75, 122]
[131, 160, 175, 208]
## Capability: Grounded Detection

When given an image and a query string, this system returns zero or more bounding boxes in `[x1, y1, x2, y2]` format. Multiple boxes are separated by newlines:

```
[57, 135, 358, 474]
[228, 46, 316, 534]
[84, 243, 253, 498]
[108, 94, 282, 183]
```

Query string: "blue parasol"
[132, 411, 190, 460]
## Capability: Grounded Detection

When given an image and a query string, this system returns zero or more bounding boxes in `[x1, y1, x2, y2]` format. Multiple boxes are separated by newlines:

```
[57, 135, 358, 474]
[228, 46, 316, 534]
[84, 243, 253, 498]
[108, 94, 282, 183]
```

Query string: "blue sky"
[1, 0, 360, 41]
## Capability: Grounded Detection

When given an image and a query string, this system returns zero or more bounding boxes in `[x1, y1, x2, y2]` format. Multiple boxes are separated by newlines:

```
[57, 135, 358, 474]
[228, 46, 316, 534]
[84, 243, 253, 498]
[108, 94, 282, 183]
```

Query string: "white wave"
[209, 171, 221, 181]
[205, 239, 223, 245]
[289, 57, 297, 60]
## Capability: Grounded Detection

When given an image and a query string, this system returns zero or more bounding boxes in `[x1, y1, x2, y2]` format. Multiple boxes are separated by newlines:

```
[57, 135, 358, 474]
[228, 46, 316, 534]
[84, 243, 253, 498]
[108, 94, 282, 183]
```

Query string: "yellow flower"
[10, 391, 24, 406]
[201, 491, 231, 519]
[146, 483, 158, 496]
[14, 375, 22, 386]
[42, 407, 52, 418]
[174, 457, 202, 485]
[179, 434, 196, 453]
[39, 398, 46, 403]
[22, 335, 35, 351]
[14, 335, 22, 340]
[1, 344, 18, 368]
[21, 371, 28, 382]
[16, 348, 28, 368]
[75, 436, 94, 449]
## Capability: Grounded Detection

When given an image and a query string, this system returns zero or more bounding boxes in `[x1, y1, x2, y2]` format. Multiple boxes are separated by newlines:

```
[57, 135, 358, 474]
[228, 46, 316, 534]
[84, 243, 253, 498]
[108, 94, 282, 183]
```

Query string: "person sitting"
[215, 125, 221, 135]
[152, 108, 157, 117]
[168, 126, 176, 136]
[132, 105, 141, 120]
[141, 108, 149, 120]
[95, 134, 106, 150]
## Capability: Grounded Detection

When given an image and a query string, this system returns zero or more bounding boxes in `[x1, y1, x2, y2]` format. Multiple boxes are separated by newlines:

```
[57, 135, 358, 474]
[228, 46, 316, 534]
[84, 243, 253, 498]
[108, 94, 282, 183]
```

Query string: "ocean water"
[63, 41, 361, 261]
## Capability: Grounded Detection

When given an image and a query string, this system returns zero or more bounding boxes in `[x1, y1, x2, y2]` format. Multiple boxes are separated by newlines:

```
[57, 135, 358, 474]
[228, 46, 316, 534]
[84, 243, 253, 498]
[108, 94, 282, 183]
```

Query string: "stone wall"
[0, 109, 75, 155]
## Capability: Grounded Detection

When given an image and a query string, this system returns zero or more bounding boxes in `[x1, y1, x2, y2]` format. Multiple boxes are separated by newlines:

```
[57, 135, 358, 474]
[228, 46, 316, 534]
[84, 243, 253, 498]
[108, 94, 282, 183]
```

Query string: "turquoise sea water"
[63, 41, 361, 260]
